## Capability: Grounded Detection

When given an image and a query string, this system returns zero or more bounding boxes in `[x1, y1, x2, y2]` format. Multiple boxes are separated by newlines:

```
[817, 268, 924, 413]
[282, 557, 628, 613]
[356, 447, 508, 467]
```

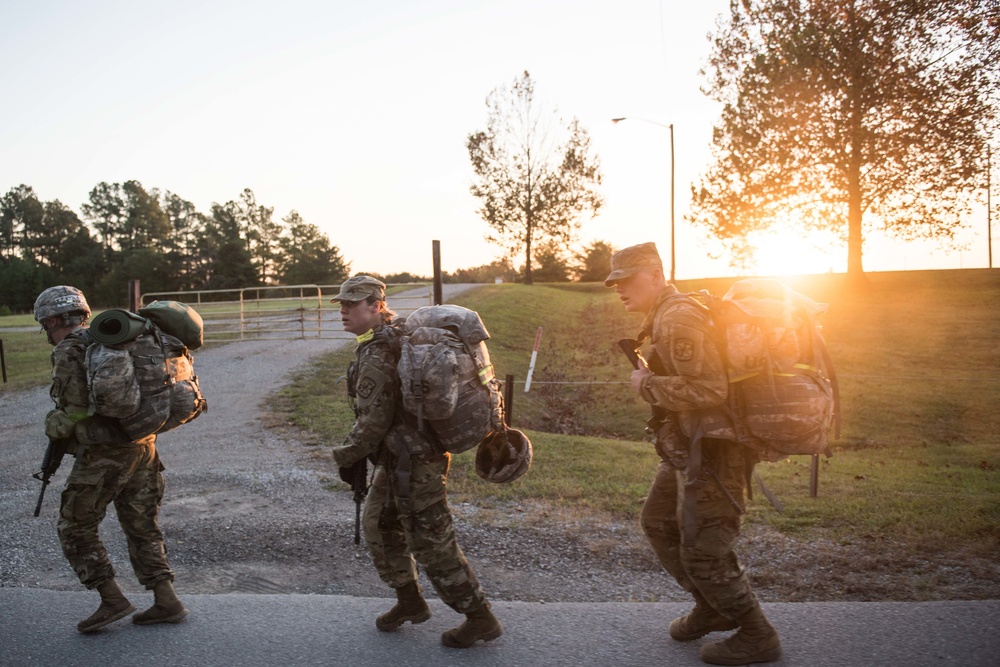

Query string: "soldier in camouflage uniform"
[34, 286, 187, 633]
[606, 245, 781, 665]
[329, 276, 502, 648]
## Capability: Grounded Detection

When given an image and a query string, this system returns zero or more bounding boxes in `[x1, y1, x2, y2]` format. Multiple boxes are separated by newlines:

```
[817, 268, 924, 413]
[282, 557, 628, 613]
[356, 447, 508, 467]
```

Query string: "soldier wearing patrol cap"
[606, 244, 781, 665]
[329, 275, 502, 648]
[33, 285, 187, 633]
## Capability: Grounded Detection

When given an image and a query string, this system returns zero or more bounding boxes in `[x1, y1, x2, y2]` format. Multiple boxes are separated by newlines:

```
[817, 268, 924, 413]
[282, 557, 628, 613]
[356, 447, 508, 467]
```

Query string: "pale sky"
[1, 0, 993, 278]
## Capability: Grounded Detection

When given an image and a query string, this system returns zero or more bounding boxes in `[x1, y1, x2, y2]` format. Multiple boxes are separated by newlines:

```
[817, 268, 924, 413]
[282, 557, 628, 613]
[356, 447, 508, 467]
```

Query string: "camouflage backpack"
[394, 305, 506, 454]
[86, 304, 207, 441]
[675, 279, 840, 462]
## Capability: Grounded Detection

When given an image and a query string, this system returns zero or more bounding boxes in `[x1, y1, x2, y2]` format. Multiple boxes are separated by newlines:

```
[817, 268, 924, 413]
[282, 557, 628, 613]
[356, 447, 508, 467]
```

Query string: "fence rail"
[141, 283, 434, 343]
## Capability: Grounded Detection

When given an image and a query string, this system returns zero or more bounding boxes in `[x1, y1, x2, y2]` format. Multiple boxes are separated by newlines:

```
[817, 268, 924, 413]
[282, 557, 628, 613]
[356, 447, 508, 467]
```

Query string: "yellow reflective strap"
[355, 329, 375, 344]
[478, 365, 496, 385]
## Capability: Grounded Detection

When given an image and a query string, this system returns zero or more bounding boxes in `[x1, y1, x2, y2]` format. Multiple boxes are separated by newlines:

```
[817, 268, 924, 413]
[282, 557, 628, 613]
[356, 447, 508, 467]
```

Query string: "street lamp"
[612, 116, 676, 283]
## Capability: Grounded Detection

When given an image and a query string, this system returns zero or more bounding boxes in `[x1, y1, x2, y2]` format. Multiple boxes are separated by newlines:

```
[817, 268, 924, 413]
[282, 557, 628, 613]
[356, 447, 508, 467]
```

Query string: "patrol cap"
[330, 275, 386, 303]
[604, 242, 663, 287]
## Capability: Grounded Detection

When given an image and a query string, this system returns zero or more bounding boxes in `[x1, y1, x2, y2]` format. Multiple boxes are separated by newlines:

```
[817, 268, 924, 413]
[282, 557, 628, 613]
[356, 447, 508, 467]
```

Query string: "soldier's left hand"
[630, 367, 652, 394]
[44, 409, 77, 440]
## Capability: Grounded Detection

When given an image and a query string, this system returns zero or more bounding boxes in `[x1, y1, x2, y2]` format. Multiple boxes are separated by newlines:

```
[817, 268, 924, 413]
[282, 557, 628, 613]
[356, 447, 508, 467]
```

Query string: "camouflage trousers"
[362, 451, 486, 614]
[58, 441, 174, 590]
[639, 437, 758, 620]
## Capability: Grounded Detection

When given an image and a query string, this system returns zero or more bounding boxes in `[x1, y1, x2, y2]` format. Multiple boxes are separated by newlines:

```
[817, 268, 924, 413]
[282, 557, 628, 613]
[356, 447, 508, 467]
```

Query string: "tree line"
[0, 182, 350, 312]
[0, 180, 617, 314]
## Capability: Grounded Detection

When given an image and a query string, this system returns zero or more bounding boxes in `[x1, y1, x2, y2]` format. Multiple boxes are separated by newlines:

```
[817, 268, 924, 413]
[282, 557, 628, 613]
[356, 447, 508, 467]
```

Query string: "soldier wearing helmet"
[33, 285, 187, 634]
[606, 244, 781, 665]
[329, 275, 503, 649]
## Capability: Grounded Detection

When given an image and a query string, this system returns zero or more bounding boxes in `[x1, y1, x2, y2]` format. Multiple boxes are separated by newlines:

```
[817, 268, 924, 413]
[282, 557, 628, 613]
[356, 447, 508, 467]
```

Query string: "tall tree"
[198, 202, 258, 289]
[467, 71, 604, 284]
[234, 188, 281, 285]
[0, 185, 44, 261]
[276, 210, 350, 285]
[691, 0, 999, 278]
[81, 182, 125, 255]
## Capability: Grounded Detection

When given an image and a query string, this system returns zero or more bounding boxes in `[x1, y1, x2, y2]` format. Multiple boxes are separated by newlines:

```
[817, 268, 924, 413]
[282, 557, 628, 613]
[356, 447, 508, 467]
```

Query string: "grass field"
[272, 268, 1000, 566]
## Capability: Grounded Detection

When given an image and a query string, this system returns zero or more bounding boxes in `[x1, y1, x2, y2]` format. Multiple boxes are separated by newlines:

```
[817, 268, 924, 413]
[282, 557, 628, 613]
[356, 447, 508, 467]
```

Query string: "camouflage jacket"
[637, 286, 729, 438]
[330, 321, 433, 468]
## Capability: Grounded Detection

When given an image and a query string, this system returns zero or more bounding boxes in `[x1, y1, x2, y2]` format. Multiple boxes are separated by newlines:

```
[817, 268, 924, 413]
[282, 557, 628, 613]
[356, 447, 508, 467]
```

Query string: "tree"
[530, 241, 572, 282]
[82, 180, 171, 256]
[276, 210, 350, 285]
[0, 185, 44, 261]
[198, 202, 258, 289]
[573, 240, 615, 282]
[234, 189, 281, 285]
[690, 0, 1000, 279]
[467, 71, 604, 284]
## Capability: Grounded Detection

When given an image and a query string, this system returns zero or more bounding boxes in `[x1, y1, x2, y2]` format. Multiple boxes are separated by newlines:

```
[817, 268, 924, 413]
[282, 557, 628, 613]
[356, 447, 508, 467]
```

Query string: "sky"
[1, 0, 995, 279]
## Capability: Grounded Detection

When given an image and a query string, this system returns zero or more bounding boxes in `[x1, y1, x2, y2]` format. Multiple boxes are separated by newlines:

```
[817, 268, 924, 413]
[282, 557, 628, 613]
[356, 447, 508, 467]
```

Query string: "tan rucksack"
[86, 306, 207, 441]
[395, 305, 506, 454]
[689, 279, 840, 461]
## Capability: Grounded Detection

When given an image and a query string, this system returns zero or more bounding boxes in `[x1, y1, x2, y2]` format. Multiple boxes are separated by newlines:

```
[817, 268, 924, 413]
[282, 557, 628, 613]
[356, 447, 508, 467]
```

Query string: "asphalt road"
[1, 590, 998, 667]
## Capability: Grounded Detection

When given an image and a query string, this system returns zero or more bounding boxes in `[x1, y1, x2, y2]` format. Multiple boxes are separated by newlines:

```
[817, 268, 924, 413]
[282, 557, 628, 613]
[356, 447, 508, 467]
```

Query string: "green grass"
[273, 269, 1000, 560]
[0, 329, 51, 391]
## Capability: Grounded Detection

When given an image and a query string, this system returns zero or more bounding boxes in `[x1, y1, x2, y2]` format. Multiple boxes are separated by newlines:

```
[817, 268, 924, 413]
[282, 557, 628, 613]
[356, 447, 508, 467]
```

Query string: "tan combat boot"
[669, 593, 738, 641]
[441, 601, 503, 648]
[375, 581, 431, 631]
[133, 579, 188, 625]
[77, 579, 136, 633]
[699, 605, 781, 665]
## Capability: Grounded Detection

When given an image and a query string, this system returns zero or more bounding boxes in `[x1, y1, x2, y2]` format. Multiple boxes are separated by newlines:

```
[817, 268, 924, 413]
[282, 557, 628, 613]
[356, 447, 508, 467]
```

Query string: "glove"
[338, 465, 354, 484]
[45, 409, 78, 440]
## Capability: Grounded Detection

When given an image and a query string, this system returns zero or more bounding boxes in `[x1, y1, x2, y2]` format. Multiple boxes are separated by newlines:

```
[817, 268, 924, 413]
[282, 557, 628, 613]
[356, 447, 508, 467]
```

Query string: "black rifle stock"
[33, 438, 69, 517]
[351, 459, 367, 545]
[617, 338, 649, 371]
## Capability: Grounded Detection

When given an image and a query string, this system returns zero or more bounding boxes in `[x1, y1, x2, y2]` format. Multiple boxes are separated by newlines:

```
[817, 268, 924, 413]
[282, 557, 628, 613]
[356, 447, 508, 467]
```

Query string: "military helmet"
[33, 285, 91, 323]
[475, 428, 532, 484]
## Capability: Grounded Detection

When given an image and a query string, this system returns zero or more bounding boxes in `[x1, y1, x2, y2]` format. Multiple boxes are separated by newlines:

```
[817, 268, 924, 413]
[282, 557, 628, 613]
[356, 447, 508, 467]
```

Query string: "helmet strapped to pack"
[475, 428, 532, 483]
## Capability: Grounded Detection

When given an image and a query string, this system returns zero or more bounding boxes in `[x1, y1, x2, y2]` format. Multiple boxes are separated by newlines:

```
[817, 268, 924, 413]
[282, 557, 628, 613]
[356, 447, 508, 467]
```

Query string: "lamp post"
[612, 116, 676, 283]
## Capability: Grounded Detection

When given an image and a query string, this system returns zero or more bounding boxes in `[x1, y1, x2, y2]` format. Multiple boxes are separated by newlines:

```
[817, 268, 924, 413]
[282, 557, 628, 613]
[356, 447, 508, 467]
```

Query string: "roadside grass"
[274, 268, 1000, 566]
[0, 329, 51, 392]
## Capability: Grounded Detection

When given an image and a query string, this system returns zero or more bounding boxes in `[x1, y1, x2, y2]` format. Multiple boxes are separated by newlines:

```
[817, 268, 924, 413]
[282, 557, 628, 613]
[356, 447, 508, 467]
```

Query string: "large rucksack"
[393, 304, 506, 454]
[86, 302, 207, 441]
[672, 279, 840, 462]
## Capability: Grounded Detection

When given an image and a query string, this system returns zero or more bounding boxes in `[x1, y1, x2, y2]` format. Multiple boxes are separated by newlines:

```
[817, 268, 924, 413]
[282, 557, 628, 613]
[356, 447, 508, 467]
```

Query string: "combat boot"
[699, 605, 781, 665]
[441, 602, 503, 648]
[375, 581, 431, 631]
[669, 592, 738, 641]
[77, 579, 136, 633]
[133, 579, 188, 625]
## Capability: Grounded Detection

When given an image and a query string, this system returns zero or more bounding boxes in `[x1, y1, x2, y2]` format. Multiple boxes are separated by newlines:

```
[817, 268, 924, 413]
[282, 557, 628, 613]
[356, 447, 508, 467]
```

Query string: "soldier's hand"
[338, 466, 354, 484]
[630, 367, 652, 394]
[44, 409, 77, 440]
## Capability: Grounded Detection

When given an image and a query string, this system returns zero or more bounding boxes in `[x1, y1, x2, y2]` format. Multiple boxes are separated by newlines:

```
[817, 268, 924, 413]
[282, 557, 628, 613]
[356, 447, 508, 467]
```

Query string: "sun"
[747, 228, 845, 277]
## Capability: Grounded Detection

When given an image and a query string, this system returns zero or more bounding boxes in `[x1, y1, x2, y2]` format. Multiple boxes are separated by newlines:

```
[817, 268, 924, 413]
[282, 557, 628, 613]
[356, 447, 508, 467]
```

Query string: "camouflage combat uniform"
[48, 327, 175, 590]
[636, 285, 761, 621]
[331, 322, 487, 613]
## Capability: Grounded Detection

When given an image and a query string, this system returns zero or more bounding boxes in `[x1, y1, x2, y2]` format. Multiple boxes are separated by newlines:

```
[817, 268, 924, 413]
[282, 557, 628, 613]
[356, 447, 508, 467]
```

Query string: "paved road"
[1, 589, 998, 667]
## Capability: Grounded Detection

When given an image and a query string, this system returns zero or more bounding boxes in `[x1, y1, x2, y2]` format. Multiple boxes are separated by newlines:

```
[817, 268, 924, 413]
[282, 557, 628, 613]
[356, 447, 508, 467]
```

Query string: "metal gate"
[140, 283, 434, 344]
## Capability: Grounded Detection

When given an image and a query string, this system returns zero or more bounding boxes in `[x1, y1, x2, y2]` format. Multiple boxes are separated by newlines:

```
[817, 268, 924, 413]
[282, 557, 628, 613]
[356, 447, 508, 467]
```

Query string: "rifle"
[33, 438, 69, 517]
[350, 459, 368, 545]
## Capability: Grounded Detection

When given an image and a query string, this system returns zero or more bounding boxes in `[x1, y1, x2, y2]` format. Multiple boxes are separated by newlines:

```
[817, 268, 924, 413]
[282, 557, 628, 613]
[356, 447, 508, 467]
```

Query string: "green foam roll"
[90, 309, 151, 345]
